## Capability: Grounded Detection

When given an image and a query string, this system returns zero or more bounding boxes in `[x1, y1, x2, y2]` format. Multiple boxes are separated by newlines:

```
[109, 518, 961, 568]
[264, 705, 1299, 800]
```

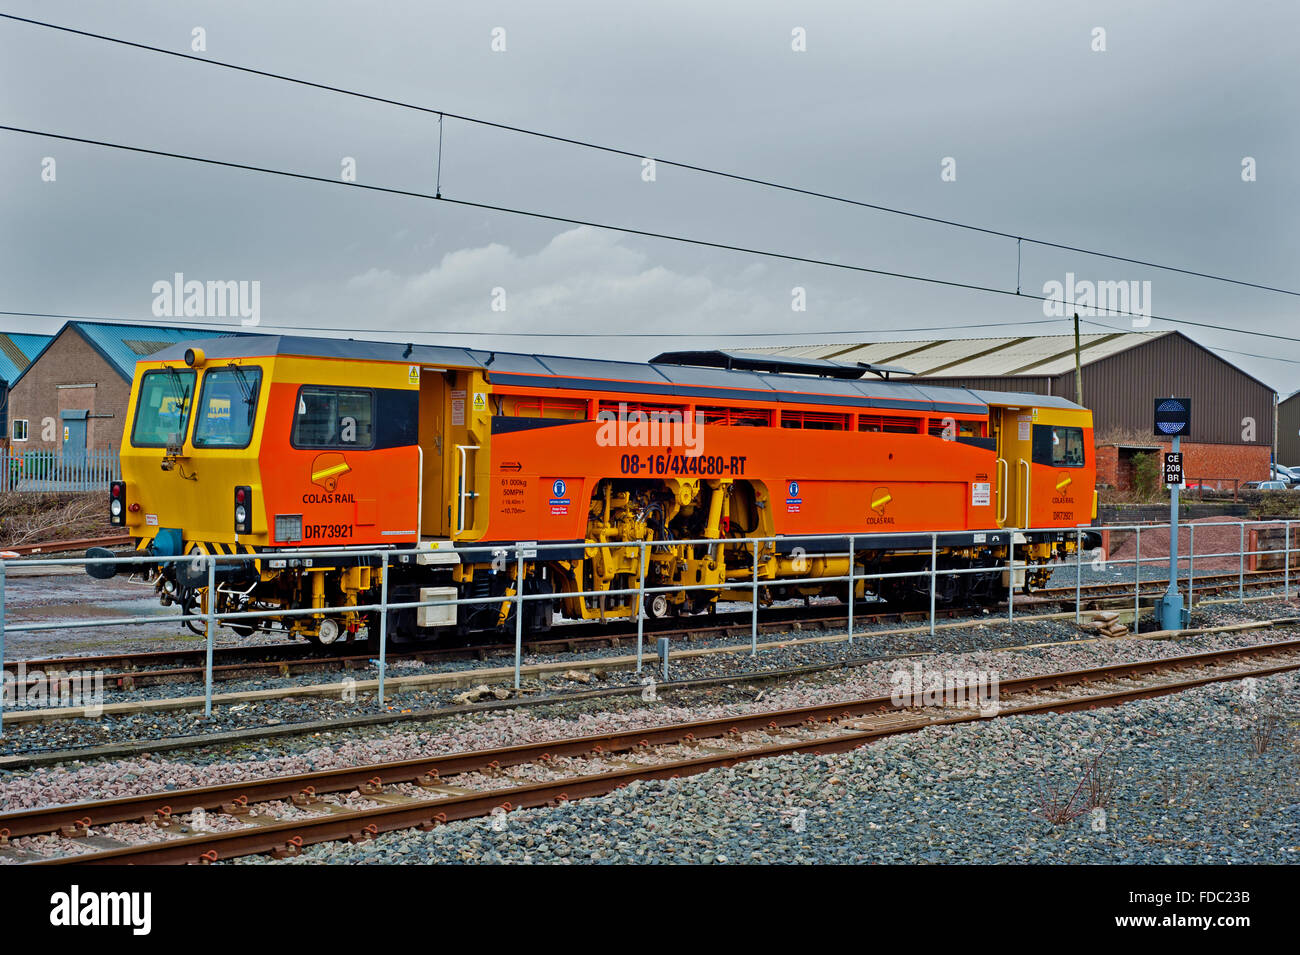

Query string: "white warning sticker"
[972, 482, 991, 507]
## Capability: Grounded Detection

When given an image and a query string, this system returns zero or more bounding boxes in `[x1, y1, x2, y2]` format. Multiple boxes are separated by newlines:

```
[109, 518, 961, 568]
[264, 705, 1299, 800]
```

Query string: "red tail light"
[109, 481, 126, 526]
[234, 486, 253, 534]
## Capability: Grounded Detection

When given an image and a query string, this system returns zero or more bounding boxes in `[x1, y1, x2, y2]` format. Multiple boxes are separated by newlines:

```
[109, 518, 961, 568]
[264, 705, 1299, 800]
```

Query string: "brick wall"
[1095, 444, 1120, 486]
[1095, 440, 1270, 488]
[6, 329, 130, 452]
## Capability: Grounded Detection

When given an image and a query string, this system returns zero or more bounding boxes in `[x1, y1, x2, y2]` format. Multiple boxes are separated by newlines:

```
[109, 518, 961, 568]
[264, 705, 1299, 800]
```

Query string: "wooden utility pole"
[1274, 392, 1280, 475]
[1073, 312, 1083, 406]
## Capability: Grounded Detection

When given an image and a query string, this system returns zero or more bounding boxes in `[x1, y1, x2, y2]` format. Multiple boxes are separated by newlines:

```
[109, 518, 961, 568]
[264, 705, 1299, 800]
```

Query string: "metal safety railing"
[1, 518, 1297, 735]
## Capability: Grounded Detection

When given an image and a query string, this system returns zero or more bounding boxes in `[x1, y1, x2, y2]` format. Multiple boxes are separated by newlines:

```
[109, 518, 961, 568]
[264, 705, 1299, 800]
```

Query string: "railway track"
[1039, 568, 1293, 603]
[1, 534, 132, 557]
[4, 638, 1296, 865]
[5, 568, 1293, 695]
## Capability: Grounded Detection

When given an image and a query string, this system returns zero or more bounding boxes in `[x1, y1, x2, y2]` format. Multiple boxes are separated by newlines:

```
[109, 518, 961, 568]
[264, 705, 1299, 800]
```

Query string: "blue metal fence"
[0, 448, 120, 492]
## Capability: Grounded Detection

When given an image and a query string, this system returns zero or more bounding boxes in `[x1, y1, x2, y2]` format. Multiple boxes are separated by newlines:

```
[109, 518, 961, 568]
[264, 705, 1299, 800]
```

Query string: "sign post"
[1154, 398, 1192, 631]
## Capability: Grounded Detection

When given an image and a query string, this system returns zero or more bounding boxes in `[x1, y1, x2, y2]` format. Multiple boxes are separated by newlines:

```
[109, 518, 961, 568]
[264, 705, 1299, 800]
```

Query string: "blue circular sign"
[1154, 398, 1191, 437]
[553, 479, 566, 497]
[788, 481, 799, 496]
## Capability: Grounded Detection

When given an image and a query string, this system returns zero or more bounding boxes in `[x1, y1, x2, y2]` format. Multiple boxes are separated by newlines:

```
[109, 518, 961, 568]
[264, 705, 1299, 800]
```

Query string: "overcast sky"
[1, 1, 1296, 388]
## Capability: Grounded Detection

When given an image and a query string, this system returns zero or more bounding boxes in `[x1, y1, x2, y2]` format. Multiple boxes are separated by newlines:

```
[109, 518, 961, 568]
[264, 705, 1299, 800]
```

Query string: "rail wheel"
[645, 592, 673, 619]
[307, 618, 344, 647]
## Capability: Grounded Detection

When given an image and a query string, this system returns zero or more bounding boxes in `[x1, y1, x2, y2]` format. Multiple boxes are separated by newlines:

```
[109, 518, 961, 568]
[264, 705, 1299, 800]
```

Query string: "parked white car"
[1247, 480, 1289, 491]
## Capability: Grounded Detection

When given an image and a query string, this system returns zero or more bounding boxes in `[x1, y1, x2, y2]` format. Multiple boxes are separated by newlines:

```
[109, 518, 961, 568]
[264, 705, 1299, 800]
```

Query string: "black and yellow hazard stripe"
[186, 540, 263, 575]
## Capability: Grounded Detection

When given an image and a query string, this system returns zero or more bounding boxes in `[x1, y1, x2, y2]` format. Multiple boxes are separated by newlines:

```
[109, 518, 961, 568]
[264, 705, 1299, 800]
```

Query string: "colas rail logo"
[304, 452, 355, 503]
[1053, 471, 1074, 504]
[866, 486, 895, 524]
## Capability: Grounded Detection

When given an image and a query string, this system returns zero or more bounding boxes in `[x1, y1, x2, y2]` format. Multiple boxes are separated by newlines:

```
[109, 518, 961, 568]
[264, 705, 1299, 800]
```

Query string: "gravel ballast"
[233, 670, 1300, 865]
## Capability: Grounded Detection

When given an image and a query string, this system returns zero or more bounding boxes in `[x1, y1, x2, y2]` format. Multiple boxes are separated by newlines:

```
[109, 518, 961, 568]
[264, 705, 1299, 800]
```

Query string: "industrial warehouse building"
[4, 321, 242, 463]
[1279, 391, 1300, 469]
[751, 330, 1275, 488]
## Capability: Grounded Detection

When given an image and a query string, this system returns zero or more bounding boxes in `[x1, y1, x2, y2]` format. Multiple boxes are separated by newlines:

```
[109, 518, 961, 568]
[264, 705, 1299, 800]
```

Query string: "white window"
[11, 418, 28, 442]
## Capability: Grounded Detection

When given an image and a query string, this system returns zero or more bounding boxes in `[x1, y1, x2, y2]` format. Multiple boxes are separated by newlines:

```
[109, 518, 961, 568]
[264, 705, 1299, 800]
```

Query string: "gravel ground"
[231, 669, 1300, 865]
[3, 593, 1295, 757]
[0, 570, 289, 658]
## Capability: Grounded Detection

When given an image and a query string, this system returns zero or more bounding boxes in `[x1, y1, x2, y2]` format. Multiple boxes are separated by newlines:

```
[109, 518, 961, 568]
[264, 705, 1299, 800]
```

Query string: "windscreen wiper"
[164, 365, 188, 408]
[227, 363, 258, 425]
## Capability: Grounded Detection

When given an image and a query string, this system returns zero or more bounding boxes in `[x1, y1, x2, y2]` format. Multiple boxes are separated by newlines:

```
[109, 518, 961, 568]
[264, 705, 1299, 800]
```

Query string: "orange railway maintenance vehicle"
[89, 337, 1098, 645]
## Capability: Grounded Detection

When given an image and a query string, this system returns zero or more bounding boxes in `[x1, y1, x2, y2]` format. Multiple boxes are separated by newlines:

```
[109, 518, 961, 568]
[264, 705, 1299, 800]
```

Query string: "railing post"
[377, 552, 389, 707]
[1074, 527, 1083, 625]
[204, 554, 216, 717]
[928, 533, 937, 637]
[0, 558, 6, 737]
[847, 534, 855, 645]
[1133, 526, 1141, 635]
[1007, 536, 1014, 623]
[636, 541, 647, 673]
[514, 550, 525, 690]
[750, 540, 759, 658]
[1285, 522, 1291, 602]
[1188, 522, 1196, 609]
[1239, 522, 1245, 602]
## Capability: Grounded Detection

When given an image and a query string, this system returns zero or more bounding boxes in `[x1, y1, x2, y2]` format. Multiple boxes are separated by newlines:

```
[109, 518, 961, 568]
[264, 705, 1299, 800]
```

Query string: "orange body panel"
[257, 382, 420, 546]
[483, 423, 1002, 541]
[1026, 427, 1096, 529]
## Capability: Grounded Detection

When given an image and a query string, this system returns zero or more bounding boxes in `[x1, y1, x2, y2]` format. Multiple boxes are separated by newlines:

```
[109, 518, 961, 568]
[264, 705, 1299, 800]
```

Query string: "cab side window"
[292, 387, 375, 449]
[1032, 425, 1086, 468]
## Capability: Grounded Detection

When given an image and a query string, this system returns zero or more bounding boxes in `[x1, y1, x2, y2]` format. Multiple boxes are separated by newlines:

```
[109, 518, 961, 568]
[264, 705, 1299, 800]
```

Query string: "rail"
[7, 639, 1297, 864]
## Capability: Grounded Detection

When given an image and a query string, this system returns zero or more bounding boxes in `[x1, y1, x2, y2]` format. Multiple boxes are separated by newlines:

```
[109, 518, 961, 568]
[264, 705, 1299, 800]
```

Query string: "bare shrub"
[0, 492, 105, 546]
[1026, 733, 1119, 827]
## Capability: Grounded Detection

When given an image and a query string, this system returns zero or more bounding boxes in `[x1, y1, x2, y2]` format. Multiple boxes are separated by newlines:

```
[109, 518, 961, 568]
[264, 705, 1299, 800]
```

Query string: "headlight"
[235, 504, 247, 524]
[110, 499, 123, 517]
[274, 514, 303, 542]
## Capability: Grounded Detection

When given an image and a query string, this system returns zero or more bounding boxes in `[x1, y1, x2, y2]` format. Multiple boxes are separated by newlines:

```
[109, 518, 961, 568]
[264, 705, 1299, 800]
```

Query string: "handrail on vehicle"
[1018, 458, 1031, 528]
[455, 444, 480, 535]
[995, 457, 1008, 526]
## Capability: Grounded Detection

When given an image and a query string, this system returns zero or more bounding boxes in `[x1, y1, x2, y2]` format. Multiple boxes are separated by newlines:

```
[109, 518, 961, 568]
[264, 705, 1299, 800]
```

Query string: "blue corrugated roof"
[0, 332, 55, 384]
[74, 322, 247, 379]
[8, 322, 251, 388]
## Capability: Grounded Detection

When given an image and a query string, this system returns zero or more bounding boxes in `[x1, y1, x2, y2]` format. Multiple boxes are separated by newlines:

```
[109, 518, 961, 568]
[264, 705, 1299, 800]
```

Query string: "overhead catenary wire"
[0, 309, 1077, 340]
[2, 12, 1298, 300]
[1078, 316, 1300, 366]
[3, 122, 1299, 350]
